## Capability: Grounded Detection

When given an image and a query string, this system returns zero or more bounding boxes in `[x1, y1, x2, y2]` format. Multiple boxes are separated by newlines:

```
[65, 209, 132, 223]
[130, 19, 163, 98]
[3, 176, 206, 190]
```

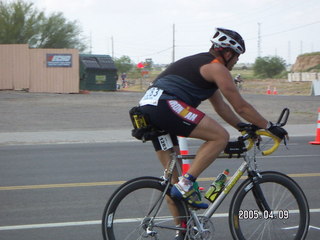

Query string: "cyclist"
[136, 28, 287, 213]
[234, 73, 243, 89]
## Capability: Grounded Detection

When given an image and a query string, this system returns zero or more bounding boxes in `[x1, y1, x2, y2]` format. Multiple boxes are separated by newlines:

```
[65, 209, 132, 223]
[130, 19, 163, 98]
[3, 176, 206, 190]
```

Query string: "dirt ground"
[239, 79, 312, 96]
[125, 78, 313, 96]
[0, 89, 318, 133]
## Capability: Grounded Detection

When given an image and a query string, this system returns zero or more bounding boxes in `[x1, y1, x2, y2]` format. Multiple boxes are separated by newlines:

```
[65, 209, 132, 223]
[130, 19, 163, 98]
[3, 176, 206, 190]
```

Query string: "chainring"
[187, 216, 215, 240]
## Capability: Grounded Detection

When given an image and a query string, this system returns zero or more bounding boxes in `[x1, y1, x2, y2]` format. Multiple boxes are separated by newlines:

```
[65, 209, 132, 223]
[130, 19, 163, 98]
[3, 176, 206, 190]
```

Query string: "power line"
[244, 20, 320, 41]
[133, 46, 173, 58]
[261, 20, 320, 38]
[179, 20, 320, 50]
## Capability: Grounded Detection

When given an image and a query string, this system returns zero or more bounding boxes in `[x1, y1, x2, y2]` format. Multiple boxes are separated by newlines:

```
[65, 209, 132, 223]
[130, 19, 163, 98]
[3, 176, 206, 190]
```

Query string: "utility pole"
[257, 23, 261, 58]
[89, 31, 92, 54]
[288, 41, 291, 65]
[172, 23, 175, 63]
[111, 36, 114, 59]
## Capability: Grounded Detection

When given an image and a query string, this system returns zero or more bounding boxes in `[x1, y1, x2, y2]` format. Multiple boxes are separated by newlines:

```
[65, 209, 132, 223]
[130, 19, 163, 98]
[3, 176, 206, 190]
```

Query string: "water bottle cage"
[205, 185, 223, 202]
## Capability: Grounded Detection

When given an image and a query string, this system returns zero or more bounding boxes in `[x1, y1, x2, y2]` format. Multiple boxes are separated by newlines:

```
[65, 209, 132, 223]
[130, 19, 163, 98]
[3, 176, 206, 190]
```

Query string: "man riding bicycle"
[134, 27, 287, 238]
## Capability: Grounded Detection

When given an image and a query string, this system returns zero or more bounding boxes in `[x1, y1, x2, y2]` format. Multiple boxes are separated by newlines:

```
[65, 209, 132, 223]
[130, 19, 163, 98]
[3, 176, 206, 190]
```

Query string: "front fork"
[249, 171, 272, 212]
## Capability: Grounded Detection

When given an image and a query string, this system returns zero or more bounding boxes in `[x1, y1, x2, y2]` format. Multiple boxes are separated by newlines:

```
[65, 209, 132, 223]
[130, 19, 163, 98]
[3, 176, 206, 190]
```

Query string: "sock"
[183, 173, 197, 182]
[177, 173, 196, 192]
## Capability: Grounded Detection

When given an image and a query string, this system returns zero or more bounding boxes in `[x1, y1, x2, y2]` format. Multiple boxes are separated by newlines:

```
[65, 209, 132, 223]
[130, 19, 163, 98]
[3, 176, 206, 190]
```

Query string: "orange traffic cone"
[273, 87, 278, 95]
[266, 86, 271, 95]
[178, 137, 205, 191]
[309, 108, 320, 145]
[178, 137, 191, 174]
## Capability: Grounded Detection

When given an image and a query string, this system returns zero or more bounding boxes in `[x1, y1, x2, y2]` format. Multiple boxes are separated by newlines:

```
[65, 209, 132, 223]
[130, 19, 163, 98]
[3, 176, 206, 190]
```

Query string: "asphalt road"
[0, 137, 319, 240]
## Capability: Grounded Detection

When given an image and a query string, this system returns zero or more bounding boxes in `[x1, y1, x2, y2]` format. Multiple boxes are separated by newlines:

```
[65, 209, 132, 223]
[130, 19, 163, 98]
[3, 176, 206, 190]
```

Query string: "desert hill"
[291, 52, 320, 72]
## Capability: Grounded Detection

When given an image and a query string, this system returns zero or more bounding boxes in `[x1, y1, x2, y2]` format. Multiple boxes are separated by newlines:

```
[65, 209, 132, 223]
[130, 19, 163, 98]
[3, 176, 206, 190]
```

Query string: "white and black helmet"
[211, 28, 246, 54]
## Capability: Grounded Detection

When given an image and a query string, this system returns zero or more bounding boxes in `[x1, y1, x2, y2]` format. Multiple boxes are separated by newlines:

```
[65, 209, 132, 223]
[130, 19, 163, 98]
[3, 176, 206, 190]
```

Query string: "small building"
[80, 54, 118, 91]
[0, 44, 79, 93]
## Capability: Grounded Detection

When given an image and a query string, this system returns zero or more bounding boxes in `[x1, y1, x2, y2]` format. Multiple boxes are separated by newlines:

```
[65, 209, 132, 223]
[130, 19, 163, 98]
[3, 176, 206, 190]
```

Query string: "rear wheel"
[102, 176, 189, 240]
[229, 171, 309, 240]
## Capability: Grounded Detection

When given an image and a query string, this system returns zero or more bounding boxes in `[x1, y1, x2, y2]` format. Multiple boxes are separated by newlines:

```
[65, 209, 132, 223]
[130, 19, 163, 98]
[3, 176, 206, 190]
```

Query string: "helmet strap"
[212, 46, 236, 67]
[219, 48, 231, 67]
[221, 49, 237, 68]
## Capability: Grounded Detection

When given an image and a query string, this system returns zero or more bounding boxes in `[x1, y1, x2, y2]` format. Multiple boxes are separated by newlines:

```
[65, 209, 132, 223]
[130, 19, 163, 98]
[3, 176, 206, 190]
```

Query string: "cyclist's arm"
[201, 63, 268, 129]
[208, 90, 242, 129]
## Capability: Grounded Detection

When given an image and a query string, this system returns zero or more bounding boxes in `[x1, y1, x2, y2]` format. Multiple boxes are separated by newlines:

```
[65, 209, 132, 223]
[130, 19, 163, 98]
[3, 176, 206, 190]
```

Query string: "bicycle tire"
[102, 176, 189, 240]
[229, 171, 310, 240]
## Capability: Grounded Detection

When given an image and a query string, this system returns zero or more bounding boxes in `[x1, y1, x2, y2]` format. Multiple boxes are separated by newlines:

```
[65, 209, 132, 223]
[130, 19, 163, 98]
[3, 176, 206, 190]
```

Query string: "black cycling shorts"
[139, 99, 205, 151]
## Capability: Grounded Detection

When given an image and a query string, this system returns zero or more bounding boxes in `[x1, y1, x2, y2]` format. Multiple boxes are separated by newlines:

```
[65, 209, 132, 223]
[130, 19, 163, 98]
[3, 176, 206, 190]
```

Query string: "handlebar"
[241, 108, 290, 156]
[244, 130, 281, 156]
[179, 109, 290, 159]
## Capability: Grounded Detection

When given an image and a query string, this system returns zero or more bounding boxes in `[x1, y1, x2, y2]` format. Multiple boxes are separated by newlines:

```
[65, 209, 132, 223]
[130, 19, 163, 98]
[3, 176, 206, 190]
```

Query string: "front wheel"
[102, 176, 189, 240]
[229, 171, 310, 240]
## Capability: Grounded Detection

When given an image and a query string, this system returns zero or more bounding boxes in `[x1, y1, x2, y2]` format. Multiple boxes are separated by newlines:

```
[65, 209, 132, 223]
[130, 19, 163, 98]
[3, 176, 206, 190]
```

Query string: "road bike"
[102, 108, 310, 240]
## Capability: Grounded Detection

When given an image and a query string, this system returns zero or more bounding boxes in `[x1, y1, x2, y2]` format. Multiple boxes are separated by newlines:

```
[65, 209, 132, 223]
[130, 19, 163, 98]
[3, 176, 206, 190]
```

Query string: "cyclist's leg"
[156, 147, 190, 239]
[156, 145, 181, 182]
[143, 99, 229, 179]
[155, 145, 183, 226]
[140, 100, 227, 207]
[187, 115, 229, 177]
[170, 115, 229, 208]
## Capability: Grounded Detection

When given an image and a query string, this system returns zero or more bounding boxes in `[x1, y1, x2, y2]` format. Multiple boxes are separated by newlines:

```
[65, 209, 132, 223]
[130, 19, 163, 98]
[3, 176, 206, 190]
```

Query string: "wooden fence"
[0, 44, 79, 93]
[288, 72, 320, 82]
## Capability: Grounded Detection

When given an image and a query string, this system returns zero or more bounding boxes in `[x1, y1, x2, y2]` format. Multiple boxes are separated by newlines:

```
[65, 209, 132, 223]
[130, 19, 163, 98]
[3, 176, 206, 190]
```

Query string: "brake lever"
[256, 137, 261, 150]
[275, 108, 290, 149]
[276, 108, 290, 127]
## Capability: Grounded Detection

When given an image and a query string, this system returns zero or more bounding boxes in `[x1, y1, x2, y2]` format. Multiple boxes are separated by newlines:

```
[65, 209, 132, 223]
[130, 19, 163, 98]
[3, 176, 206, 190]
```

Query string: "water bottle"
[205, 169, 229, 202]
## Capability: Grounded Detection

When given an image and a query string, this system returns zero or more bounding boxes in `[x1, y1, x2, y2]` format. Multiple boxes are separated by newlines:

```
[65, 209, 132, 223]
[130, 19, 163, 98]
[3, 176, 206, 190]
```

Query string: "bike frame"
[150, 108, 291, 234]
[203, 160, 248, 218]
[162, 143, 270, 222]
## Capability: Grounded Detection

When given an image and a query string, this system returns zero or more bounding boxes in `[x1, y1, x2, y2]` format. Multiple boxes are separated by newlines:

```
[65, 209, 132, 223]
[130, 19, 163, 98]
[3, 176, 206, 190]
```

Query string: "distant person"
[121, 73, 127, 88]
[234, 74, 244, 89]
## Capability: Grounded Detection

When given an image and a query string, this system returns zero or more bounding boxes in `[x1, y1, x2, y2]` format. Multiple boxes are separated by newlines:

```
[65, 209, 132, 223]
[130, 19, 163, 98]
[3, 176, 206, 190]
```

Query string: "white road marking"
[1, 208, 320, 231]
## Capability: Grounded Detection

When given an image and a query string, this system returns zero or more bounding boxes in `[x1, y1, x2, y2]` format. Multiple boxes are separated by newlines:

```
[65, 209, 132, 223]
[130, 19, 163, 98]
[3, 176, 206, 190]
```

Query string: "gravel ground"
[0, 90, 319, 133]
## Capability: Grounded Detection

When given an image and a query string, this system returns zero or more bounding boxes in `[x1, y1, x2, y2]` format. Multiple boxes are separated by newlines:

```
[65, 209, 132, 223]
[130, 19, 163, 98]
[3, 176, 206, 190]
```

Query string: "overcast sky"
[29, 0, 320, 64]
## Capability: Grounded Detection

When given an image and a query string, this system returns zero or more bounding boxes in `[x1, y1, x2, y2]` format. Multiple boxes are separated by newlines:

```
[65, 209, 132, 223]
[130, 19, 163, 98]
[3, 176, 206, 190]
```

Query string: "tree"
[114, 55, 133, 73]
[253, 56, 286, 78]
[0, 0, 87, 51]
[36, 12, 86, 51]
[0, 0, 43, 44]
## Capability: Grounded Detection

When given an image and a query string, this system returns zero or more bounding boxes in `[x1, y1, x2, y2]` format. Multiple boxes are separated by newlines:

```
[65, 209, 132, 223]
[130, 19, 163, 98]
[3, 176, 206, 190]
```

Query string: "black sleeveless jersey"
[152, 52, 218, 107]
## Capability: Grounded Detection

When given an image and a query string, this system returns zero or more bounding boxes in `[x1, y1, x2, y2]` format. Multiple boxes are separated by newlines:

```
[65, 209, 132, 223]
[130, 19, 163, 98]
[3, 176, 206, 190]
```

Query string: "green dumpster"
[80, 54, 118, 91]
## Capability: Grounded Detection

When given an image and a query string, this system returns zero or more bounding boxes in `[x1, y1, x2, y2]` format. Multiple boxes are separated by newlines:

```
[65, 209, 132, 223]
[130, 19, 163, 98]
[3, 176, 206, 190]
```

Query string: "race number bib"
[139, 87, 163, 106]
[158, 134, 173, 151]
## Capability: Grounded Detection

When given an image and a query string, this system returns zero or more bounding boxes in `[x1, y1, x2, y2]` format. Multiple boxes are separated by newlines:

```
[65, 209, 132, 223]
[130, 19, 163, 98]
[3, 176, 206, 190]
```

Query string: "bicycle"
[102, 108, 310, 240]
[234, 74, 244, 90]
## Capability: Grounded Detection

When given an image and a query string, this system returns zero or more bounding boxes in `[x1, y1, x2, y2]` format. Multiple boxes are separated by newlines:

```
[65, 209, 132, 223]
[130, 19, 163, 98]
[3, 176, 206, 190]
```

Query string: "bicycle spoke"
[102, 177, 188, 240]
[229, 172, 309, 240]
